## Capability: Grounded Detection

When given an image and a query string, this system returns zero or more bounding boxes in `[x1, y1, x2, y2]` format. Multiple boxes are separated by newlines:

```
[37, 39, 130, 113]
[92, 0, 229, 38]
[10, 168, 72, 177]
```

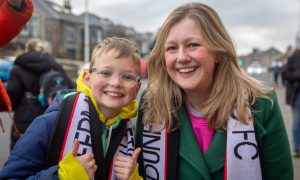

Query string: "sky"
[51, 0, 299, 55]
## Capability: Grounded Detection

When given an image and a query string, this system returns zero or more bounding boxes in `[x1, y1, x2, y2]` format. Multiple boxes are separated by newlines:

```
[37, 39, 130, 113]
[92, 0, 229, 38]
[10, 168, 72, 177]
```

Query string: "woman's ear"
[214, 53, 220, 64]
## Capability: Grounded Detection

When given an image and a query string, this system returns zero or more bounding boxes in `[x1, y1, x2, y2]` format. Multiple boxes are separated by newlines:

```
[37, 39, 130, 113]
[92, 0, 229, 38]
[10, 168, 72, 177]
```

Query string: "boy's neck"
[101, 109, 119, 122]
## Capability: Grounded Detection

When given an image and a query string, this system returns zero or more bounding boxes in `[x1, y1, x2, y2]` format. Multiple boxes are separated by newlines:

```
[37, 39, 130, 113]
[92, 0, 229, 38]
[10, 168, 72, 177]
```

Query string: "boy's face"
[83, 50, 141, 119]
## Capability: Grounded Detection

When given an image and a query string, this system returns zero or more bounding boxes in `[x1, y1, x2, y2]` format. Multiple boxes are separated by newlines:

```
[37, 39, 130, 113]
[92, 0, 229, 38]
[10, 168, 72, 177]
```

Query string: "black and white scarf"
[225, 109, 262, 180]
[138, 106, 262, 180]
[46, 93, 135, 179]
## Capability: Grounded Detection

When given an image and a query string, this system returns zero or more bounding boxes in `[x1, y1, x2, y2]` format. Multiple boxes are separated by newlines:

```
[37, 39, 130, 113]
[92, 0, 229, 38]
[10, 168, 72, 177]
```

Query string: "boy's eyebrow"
[92, 66, 139, 74]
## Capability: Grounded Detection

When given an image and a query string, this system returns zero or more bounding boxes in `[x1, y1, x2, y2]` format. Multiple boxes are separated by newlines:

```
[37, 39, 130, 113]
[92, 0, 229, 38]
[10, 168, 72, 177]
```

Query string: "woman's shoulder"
[253, 91, 276, 123]
[254, 90, 277, 110]
[253, 90, 285, 131]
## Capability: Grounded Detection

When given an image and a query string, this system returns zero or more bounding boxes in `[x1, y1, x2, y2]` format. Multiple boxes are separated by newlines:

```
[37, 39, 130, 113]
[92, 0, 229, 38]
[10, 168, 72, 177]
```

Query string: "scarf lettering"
[142, 127, 166, 180]
[118, 126, 135, 156]
[232, 130, 258, 160]
[72, 109, 92, 155]
[227, 115, 262, 180]
[110, 123, 135, 180]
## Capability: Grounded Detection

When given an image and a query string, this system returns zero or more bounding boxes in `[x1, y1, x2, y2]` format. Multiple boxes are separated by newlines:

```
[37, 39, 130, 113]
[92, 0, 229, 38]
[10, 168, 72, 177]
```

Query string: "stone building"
[239, 47, 284, 69]
[1, 0, 154, 61]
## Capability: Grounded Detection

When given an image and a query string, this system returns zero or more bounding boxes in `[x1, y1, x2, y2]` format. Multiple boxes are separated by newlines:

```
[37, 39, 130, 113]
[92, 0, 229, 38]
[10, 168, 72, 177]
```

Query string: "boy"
[0, 37, 142, 179]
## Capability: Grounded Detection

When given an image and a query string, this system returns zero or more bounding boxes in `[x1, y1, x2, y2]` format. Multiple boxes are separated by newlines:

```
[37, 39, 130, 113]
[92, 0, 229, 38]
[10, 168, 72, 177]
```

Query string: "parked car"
[0, 56, 15, 81]
[246, 61, 267, 76]
[77, 58, 148, 78]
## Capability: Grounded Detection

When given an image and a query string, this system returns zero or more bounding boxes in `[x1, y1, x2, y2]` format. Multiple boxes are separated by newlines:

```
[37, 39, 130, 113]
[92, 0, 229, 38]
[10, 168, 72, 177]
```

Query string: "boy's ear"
[134, 81, 142, 99]
[82, 70, 91, 87]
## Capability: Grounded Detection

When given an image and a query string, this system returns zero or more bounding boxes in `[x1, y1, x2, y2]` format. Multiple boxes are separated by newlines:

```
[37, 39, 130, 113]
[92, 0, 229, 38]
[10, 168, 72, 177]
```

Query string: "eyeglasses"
[90, 67, 140, 88]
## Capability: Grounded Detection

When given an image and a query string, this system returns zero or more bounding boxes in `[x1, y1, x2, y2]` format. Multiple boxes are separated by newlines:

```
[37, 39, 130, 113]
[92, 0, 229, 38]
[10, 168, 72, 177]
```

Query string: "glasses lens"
[121, 73, 139, 87]
[92, 68, 139, 87]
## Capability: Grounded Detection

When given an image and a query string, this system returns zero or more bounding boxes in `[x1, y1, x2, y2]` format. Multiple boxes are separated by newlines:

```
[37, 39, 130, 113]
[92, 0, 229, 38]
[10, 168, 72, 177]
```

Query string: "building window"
[96, 30, 102, 43]
[67, 26, 76, 42]
[90, 29, 102, 44]
[31, 19, 39, 37]
[21, 17, 40, 37]
[67, 48, 76, 59]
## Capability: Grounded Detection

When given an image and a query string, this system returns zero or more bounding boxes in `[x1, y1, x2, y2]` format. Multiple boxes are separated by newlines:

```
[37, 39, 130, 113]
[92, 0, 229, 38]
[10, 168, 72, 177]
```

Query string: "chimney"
[64, 0, 72, 13]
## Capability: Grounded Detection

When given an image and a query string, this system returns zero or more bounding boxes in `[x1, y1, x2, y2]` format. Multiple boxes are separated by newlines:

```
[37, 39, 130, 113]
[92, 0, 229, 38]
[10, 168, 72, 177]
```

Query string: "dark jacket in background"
[282, 49, 300, 105]
[42, 52, 75, 89]
[6, 51, 74, 149]
[0, 90, 65, 179]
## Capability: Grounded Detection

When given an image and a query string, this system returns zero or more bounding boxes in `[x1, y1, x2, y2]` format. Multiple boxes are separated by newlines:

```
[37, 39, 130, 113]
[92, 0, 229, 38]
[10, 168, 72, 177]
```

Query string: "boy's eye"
[122, 73, 138, 81]
[99, 70, 112, 77]
[92, 68, 112, 77]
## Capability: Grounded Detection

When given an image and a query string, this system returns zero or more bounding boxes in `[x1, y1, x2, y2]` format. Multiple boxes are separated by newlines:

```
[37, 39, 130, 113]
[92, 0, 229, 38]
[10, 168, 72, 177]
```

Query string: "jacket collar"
[178, 106, 226, 175]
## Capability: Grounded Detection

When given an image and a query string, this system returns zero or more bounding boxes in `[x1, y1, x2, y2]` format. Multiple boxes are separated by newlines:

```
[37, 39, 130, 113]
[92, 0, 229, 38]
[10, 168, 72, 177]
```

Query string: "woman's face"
[164, 17, 217, 99]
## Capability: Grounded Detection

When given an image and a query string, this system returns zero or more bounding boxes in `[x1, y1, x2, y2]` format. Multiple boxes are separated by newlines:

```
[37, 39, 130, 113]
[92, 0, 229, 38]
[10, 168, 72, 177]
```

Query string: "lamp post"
[84, 0, 90, 63]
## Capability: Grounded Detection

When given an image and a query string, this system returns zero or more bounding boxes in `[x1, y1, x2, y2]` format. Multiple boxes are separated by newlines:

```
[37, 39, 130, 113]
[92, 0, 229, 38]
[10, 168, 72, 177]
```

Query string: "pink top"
[185, 102, 215, 154]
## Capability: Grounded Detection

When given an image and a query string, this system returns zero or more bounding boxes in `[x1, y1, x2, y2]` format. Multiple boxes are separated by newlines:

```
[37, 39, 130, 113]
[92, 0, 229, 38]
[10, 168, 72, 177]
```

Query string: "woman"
[135, 2, 293, 180]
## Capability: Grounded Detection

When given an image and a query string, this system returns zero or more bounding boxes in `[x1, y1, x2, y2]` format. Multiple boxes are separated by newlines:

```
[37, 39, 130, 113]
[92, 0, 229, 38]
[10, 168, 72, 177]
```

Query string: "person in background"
[0, 0, 33, 47]
[0, 37, 143, 179]
[282, 46, 300, 158]
[271, 60, 283, 87]
[5, 38, 74, 150]
[272, 62, 280, 86]
[135, 2, 293, 180]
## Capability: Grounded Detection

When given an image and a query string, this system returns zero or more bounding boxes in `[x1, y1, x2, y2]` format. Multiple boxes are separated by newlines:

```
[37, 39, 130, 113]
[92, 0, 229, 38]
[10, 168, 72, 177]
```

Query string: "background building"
[0, 0, 154, 61]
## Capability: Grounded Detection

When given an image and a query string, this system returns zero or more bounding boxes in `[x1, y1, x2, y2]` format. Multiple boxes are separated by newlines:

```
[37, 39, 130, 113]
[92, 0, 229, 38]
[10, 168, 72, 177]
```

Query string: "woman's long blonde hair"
[141, 2, 273, 131]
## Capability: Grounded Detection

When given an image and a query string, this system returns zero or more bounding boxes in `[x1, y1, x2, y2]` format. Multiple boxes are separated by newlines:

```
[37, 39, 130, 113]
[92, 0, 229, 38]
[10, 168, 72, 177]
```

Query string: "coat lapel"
[178, 106, 212, 180]
[203, 129, 226, 173]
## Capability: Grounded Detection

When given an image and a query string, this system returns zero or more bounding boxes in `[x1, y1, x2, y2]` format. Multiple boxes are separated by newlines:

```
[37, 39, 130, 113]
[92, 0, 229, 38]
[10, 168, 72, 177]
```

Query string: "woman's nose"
[177, 47, 191, 63]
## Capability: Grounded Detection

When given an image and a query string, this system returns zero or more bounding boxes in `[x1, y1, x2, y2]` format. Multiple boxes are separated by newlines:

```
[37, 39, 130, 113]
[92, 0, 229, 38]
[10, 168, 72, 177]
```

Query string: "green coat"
[136, 92, 293, 179]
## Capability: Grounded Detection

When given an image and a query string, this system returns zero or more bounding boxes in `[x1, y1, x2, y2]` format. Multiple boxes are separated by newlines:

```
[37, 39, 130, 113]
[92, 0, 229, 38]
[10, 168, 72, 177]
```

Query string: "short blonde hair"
[89, 37, 141, 75]
[25, 38, 44, 52]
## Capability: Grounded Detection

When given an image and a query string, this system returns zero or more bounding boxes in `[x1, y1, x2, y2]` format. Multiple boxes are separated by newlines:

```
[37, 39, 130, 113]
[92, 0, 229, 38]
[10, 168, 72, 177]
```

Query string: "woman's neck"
[185, 91, 209, 112]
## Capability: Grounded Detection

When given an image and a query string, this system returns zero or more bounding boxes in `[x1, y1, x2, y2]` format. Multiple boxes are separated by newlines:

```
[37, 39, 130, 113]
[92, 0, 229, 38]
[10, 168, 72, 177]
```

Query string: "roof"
[32, 0, 83, 24]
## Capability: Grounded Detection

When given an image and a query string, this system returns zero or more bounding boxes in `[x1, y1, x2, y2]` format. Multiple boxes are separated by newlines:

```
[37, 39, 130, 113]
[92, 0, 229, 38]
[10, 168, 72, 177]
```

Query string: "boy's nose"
[108, 75, 122, 87]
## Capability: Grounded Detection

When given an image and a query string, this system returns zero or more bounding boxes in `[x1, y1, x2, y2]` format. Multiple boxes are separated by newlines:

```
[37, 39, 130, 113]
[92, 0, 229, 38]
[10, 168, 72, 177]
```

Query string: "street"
[0, 74, 299, 179]
[0, 112, 11, 169]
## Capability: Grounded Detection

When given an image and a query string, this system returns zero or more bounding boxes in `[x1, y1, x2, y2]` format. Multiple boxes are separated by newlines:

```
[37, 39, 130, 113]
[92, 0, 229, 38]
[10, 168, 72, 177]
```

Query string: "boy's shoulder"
[45, 89, 77, 113]
[36, 90, 78, 133]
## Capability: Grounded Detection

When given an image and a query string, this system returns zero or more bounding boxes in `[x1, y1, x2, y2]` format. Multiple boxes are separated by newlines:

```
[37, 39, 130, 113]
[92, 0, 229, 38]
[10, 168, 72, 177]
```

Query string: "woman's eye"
[188, 43, 199, 48]
[166, 46, 177, 52]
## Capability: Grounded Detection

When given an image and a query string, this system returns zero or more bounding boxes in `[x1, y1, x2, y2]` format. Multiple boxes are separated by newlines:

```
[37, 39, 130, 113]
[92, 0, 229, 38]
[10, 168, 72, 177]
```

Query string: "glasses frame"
[90, 67, 140, 88]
